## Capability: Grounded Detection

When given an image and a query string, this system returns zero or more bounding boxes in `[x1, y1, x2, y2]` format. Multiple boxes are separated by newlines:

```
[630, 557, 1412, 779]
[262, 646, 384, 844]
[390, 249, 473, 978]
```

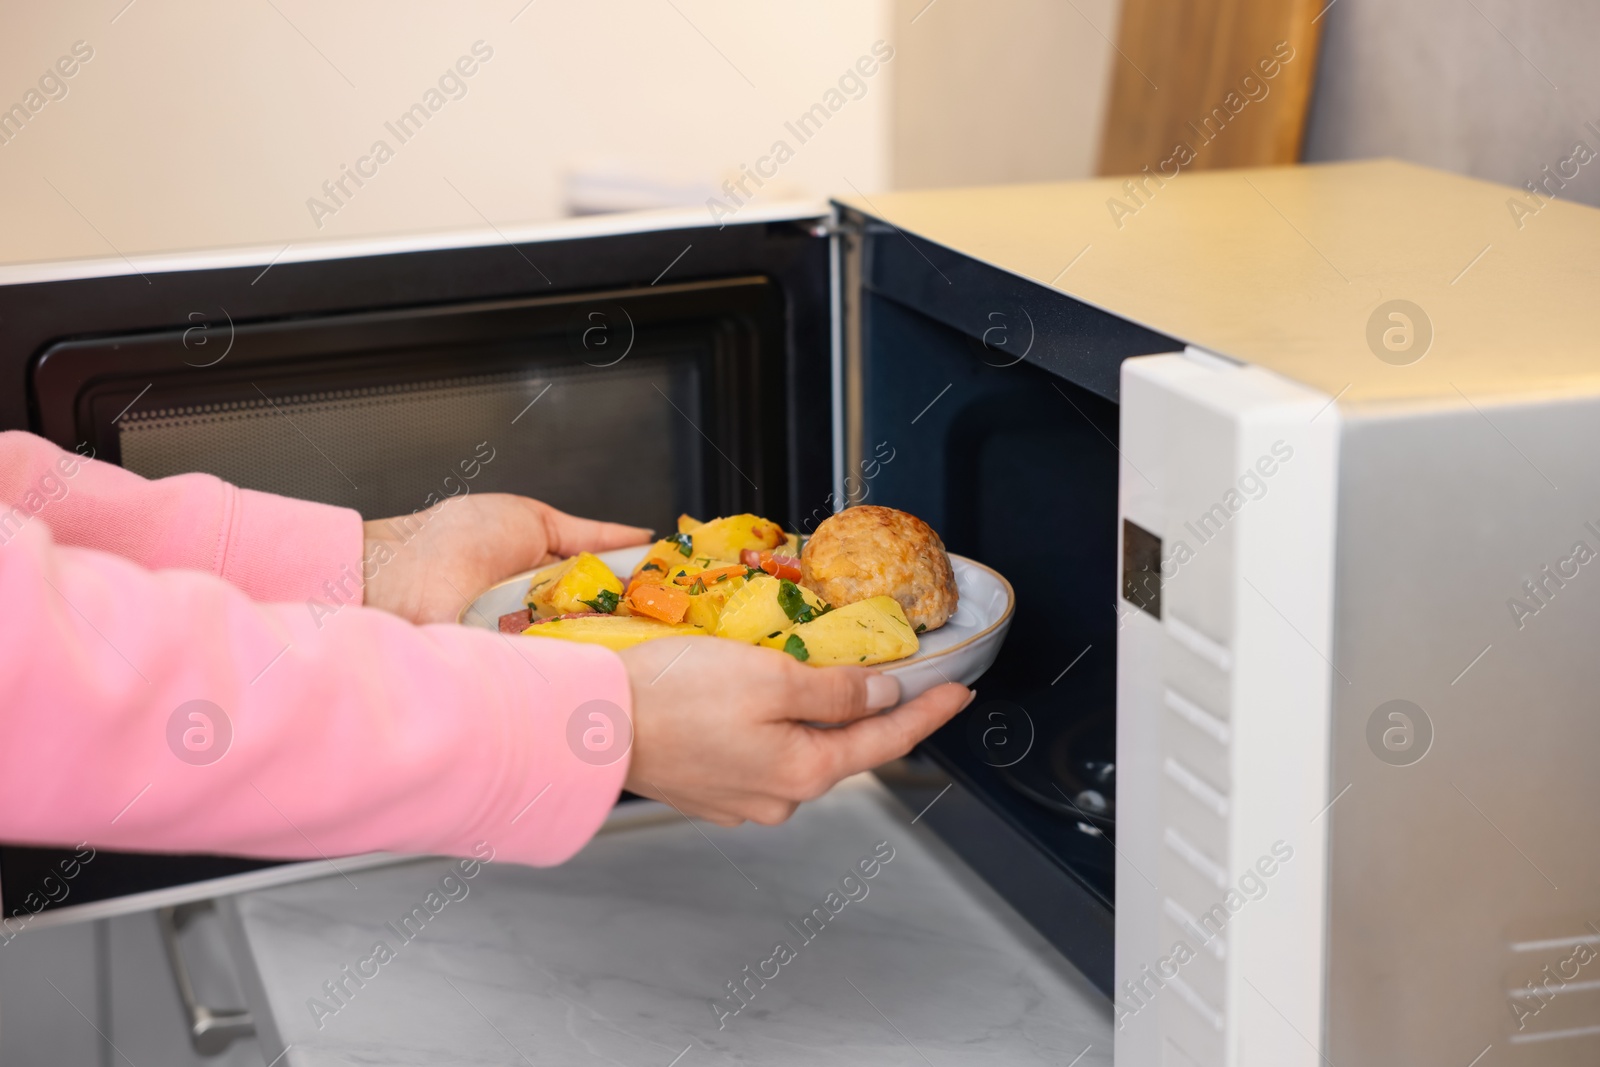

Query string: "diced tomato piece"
[627, 583, 691, 624]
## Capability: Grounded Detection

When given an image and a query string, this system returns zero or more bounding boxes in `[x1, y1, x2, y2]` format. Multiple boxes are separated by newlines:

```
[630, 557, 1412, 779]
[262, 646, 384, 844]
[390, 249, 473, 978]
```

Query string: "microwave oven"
[3, 159, 1598, 1066]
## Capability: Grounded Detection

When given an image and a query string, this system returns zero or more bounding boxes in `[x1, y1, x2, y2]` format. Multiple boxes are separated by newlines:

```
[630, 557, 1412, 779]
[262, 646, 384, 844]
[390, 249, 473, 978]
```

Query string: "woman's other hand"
[363, 493, 651, 625]
[620, 637, 975, 827]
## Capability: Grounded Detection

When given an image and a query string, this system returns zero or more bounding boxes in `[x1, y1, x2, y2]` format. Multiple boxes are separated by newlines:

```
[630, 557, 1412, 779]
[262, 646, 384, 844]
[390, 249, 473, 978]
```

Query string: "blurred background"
[2, 0, 1597, 267]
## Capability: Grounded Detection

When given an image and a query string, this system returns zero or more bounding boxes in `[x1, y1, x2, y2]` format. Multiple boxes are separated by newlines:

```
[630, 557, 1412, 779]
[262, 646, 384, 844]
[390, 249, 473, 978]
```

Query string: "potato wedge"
[526, 552, 624, 616]
[688, 513, 785, 562]
[714, 575, 828, 643]
[677, 513, 703, 534]
[522, 559, 568, 609]
[522, 615, 707, 650]
[681, 572, 747, 630]
[757, 596, 919, 666]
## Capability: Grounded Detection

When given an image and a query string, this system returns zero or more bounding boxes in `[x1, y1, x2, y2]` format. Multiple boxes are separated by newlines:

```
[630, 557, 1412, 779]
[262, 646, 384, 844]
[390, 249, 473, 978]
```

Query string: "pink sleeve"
[0, 519, 632, 868]
[0, 430, 363, 605]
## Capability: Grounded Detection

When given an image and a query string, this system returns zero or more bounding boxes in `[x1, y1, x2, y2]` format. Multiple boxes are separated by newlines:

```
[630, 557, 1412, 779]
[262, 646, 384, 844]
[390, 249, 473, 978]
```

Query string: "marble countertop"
[223, 776, 1111, 1066]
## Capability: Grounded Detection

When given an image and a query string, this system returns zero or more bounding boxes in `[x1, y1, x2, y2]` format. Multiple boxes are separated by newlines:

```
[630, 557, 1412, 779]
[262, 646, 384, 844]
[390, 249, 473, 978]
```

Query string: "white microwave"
[3, 159, 1596, 1065]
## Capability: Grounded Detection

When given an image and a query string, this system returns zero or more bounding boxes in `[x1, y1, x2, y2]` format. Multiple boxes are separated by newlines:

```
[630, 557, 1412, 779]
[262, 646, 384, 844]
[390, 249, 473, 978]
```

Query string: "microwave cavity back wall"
[4, 160, 1599, 1066]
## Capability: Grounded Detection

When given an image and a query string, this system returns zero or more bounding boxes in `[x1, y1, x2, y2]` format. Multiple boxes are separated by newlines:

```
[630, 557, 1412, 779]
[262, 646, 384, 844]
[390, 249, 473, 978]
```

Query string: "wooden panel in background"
[1097, 0, 1325, 176]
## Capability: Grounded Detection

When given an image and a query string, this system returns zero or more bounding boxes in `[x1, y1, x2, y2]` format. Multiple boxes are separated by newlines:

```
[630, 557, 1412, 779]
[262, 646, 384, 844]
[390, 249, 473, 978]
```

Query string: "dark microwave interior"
[7, 216, 1177, 993]
[36, 277, 800, 533]
[861, 294, 1123, 900]
[9, 222, 834, 924]
[845, 218, 1177, 991]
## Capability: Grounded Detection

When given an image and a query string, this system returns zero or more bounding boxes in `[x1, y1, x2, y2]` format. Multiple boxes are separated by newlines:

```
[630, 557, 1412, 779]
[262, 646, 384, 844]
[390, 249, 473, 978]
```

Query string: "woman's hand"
[620, 637, 975, 827]
[363, 493, 651, 625]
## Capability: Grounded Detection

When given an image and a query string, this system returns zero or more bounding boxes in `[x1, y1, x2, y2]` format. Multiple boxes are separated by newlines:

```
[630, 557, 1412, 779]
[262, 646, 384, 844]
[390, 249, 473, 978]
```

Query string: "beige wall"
[1304, 0, 1600, 208]
[0, 2, 895, 264]
[890, 0, 1118, 189]
[0, 1, 1119, 268]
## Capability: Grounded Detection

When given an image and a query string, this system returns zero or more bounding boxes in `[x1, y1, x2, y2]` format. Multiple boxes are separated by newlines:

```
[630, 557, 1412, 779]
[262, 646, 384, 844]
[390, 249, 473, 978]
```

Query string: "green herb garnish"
[782, 634, 810, 662]
[579, 589, 621, 614]
[696, 557, 713, 567]
[766, 630, 784, 639]
[744, 566, 764, 580]
[667, 532, 693, 557]
[641, 562, 662, 573]
[688, 578, 706, 595]
[778, 579, 820, 624]
[915, 623, 927, 634]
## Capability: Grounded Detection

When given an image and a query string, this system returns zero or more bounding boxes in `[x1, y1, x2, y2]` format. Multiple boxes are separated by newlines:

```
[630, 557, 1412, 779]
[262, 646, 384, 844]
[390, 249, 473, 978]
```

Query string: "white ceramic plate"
[459, 546, 1014, 702]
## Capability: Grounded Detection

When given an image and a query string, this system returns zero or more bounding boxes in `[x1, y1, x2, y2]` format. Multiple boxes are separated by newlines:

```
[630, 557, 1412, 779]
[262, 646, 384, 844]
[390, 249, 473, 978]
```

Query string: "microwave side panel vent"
[1115, 351, 1339, 1067]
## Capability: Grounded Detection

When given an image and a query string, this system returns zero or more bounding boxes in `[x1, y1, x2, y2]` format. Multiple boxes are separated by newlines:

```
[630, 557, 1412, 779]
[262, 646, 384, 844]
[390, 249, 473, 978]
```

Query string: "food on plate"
[626, 540, 696, 590]
[755, 596, 919, 666]
[496, 506, 958, 666]
[626, 582, 691, 624]
[622, 538, 750, 628]
[525, 551, 625, 616]
[740, 547, 802, 581]
[801, 505, 959, 633]
[675, 512, 785, 562]
[676, 566, 748, 630]
[713, 575, 828, 643]
[521, 614, 707, 651]
[498, 608, 533, 634]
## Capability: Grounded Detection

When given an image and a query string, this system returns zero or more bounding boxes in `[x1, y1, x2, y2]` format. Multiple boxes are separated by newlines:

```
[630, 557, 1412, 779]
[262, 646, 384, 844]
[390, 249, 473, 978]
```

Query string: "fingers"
[775, 663, 901, 724]
[745, 799, 799, 826]
[536, 500, 653, 558]
[679, 803, 796, 829]
[682, 801, 793, 827]
[813, 683, 974, 780]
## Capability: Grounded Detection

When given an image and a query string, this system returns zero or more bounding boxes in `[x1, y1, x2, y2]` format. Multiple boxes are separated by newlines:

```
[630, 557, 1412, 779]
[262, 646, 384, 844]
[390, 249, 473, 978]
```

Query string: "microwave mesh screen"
[115, 359, 704, 530]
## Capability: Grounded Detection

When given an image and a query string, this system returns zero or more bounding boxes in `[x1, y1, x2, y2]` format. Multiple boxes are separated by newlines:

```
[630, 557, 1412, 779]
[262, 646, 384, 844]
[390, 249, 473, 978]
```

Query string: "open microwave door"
[829, 202, 1179, 993]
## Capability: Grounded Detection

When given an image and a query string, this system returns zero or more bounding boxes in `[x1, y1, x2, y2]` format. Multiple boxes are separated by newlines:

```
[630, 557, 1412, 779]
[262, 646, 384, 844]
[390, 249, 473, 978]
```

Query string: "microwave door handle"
[157, 902, 256, 1056]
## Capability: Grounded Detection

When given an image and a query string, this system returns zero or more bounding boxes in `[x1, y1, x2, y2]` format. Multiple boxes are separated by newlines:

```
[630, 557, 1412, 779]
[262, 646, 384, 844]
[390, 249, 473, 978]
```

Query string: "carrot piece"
[627, 583, 691, 624]
[758, 551, 803, 582]
[675, 565, 745, 586]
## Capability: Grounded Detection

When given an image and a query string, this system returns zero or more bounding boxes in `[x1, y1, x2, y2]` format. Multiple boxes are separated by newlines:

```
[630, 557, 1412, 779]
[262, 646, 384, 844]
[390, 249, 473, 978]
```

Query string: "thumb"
[816, 682, 973, 779]
[781, 662, 903, 724]
[536, 501, 653, 558]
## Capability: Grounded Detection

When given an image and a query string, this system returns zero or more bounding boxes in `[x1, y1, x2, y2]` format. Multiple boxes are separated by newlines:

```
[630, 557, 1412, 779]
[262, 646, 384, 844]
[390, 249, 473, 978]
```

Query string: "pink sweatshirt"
[0, 431, 630, 867]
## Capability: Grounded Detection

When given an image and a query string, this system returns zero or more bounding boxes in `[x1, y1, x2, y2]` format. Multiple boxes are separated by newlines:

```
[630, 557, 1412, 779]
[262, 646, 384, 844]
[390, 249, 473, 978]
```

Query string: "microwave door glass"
[116, 358, 706, 532]
[38, 280, 795, 538]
